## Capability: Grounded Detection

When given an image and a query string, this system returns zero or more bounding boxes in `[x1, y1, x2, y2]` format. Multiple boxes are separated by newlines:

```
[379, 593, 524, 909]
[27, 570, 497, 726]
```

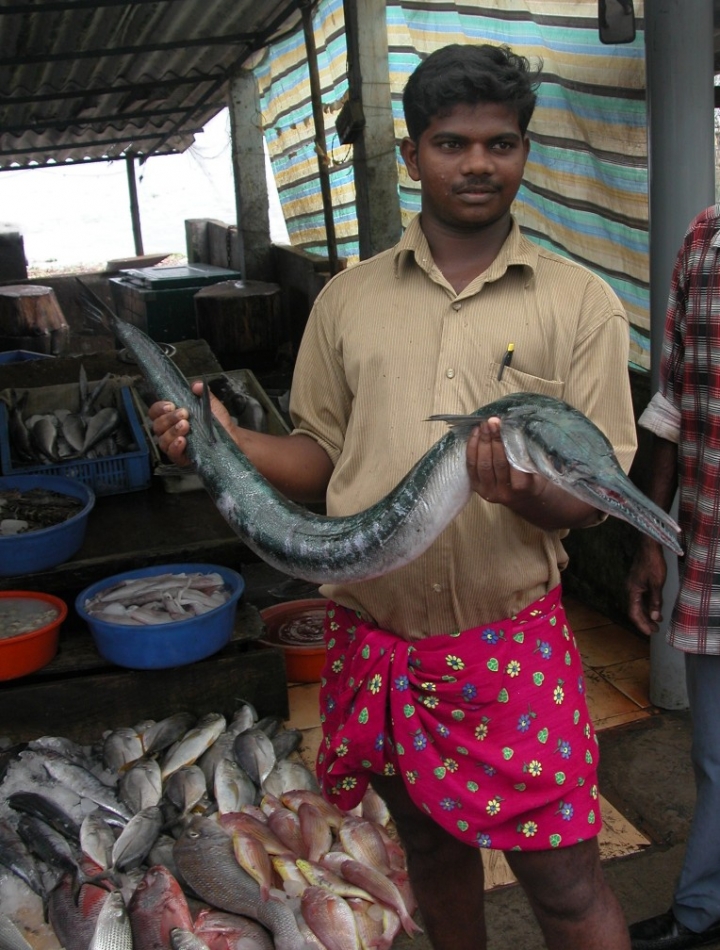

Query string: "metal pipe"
[644, 0, 714, 709]
[126, 155, 144, 256]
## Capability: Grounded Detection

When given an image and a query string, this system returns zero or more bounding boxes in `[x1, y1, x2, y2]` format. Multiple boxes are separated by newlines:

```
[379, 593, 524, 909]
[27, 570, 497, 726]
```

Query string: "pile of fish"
[81, 570, 232, 626]
[0, 487, 85, 536]
[3, 367, 138, 467]
[0, 703, 418, 950]
[205, 374, 268, 434]
[152, 373, 269, 490]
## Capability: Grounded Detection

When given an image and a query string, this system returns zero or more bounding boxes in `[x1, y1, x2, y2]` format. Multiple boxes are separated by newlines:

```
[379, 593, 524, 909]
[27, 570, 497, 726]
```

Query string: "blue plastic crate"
[0, 350, 54, 364]
[0, 384, 151, 495]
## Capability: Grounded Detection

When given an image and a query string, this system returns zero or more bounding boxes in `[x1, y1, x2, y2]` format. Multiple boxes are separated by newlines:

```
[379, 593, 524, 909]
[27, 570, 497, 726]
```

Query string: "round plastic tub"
[259, 598, 327, 683]
[0, 590, 68, 680]
[75, 563, 244, 670]
[0, 474, 95, 577]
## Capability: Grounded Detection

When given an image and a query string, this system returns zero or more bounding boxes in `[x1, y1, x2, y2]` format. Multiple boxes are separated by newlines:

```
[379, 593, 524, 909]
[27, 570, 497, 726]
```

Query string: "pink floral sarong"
[316, 586, 602, 851]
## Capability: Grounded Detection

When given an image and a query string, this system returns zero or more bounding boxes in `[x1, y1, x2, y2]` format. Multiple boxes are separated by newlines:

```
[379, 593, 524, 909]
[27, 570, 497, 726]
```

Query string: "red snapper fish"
[127, 864, 193, 950]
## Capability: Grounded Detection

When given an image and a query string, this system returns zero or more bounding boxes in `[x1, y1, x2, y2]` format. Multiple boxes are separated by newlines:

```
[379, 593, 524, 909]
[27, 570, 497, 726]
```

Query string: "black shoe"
[630, 910, 720, 950]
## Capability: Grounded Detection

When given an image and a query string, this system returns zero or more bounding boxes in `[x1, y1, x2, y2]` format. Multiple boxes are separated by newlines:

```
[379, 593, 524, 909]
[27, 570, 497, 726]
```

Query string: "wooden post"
[300, 1, 340, 275]
[342, 0, 402, 259]
[0, 284, 70, 354]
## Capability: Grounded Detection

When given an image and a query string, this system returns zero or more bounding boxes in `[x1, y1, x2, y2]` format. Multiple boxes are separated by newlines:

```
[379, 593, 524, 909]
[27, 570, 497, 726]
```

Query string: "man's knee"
[506, 840, 605, 920]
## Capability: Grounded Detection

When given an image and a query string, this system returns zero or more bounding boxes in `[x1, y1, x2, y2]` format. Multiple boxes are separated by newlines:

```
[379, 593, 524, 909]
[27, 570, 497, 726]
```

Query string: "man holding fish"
[150, 43, 635, 949]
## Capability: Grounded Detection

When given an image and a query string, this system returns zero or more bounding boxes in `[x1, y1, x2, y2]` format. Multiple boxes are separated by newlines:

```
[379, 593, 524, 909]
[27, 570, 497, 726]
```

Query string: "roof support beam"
[0, 126, 201, 158]
[1, 75, 220, 108]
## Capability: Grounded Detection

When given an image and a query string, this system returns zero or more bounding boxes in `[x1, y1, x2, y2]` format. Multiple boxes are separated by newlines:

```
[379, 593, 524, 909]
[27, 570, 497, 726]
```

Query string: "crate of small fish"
[153, 368, 290, 493]
[0, 373, 152, 496]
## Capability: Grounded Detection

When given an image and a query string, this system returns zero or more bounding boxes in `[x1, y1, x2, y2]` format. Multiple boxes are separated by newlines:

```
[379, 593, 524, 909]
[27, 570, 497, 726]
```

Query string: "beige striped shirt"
[289, 215, 637, 640]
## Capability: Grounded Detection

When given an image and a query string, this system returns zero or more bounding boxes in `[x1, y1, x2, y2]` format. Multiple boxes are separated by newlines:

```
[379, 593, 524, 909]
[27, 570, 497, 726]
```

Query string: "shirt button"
[446, 368, 455, 379]
[432, 583, 442, 593]
[452, 302, 461, 311]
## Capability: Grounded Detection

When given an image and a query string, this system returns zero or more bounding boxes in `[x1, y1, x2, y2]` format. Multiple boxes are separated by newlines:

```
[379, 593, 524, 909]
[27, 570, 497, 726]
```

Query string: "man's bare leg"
[506, 839, 631, 950]
[370, 773, 487, 950]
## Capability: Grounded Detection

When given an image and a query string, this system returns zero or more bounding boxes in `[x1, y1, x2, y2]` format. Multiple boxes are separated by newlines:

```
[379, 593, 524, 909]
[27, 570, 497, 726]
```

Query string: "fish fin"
[200, 384, 217, 445]
[427, 413, 482, 429]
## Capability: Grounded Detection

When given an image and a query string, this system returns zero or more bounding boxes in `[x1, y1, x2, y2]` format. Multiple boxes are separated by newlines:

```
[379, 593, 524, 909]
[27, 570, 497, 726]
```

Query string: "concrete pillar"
[227, 70, 273, 281]
[645, 0, 715, 709]
[343, 0, 402, 258]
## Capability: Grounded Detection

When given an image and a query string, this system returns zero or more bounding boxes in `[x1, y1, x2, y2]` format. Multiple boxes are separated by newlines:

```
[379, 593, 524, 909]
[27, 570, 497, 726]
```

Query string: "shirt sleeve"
[561, 276, 638, 474]
[287, 280, 352, 466]
[659, 233, 689, 415]
[637, 391, 681, 443]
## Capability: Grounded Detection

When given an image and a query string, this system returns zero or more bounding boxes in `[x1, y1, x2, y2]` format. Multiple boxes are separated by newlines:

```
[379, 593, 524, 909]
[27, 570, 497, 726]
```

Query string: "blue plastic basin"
[75, 562, 244, 669]
[0, 475, 95, 576]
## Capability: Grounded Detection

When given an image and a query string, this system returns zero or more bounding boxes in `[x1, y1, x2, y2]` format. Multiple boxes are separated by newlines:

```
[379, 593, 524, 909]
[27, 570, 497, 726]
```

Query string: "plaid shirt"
[661, 204, 720, 653]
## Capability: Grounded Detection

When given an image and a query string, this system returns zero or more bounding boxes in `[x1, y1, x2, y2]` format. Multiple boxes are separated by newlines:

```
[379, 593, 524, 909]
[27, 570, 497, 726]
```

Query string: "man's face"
[401, 101, 530, 233]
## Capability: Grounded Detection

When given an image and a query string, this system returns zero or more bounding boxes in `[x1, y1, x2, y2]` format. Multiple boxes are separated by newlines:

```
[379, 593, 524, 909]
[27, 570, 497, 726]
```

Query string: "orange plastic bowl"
[259, 598, 327, 683]
[0, 591, 67, 681]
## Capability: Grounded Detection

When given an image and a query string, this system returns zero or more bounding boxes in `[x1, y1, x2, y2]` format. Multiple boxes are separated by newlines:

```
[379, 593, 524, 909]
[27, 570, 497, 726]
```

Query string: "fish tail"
[76, 278, 116, 334]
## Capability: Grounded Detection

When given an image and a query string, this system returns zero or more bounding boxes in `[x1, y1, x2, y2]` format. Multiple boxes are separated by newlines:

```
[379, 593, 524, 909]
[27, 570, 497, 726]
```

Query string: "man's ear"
[400, 136, 421, 182]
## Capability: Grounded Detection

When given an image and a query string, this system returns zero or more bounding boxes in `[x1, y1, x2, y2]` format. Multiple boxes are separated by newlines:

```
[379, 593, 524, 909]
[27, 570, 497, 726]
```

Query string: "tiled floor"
[286, 594, 654, 889]
[567, 594, 654, 731]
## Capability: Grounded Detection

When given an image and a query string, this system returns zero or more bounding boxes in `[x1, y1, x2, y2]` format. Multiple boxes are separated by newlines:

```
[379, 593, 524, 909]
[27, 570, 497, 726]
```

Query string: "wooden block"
[0, 284, 69, 355]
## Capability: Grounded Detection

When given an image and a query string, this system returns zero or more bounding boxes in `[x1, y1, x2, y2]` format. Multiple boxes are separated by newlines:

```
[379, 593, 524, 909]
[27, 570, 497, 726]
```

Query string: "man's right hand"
[627, 541, 668, 636]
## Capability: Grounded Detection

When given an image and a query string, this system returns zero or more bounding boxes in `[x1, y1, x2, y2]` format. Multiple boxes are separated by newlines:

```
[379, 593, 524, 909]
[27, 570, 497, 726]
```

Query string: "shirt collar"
[393, 213, 538, 284]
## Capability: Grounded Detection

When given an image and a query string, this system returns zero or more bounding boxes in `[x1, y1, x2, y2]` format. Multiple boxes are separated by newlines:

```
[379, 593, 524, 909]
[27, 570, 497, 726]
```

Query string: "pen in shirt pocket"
[497, 342, 515, 380]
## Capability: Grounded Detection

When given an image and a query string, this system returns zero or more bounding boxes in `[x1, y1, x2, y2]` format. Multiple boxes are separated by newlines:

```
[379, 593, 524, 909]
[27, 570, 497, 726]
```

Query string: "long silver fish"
[430, 393, 683, 555]
[78, 281, 682, 582]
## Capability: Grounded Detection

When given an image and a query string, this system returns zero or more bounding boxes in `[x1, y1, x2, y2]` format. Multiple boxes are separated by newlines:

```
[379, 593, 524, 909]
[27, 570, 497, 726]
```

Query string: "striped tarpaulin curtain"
[253, 0, 649, 370]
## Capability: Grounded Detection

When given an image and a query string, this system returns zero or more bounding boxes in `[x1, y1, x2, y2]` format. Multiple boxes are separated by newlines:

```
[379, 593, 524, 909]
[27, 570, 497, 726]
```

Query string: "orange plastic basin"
[259, 598, 326, 683]
[0, 591, 67, 681]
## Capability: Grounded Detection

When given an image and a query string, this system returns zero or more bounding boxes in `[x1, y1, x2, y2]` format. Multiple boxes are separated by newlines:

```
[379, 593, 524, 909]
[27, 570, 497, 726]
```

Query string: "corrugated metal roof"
[0, 0, 305, 169]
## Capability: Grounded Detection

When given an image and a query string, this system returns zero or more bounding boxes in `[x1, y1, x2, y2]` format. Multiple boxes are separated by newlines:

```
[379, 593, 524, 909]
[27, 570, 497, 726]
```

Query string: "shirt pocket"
[488, 363, 565, 403]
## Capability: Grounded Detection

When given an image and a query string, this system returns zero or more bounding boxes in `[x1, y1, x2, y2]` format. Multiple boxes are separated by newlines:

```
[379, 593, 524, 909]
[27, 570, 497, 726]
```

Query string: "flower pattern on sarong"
[316, 586, 602, 851]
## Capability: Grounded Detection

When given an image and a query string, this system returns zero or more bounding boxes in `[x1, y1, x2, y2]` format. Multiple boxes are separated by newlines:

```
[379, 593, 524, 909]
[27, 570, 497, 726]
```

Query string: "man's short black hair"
[403, 43, 542, 141]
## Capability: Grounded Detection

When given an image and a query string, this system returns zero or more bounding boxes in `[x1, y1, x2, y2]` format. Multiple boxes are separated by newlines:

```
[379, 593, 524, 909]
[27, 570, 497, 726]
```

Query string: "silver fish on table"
[42, 751, 133, 822]
[0, 819, 44, 897]
[88, 890, 133, 950]
[78, 280, 682, 586]
[110, 805, 163, 873]
[0, 914, 34, 950]
[119, 759, 163, 815]
[169, 930, 210, 950]
[173, 816, 308, 950]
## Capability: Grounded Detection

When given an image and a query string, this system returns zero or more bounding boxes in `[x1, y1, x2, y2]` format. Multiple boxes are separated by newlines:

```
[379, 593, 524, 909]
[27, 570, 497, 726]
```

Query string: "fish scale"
[88, 891, 133, 950]
[174, 817, 309, 950]
[78, 279, 682, 586]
